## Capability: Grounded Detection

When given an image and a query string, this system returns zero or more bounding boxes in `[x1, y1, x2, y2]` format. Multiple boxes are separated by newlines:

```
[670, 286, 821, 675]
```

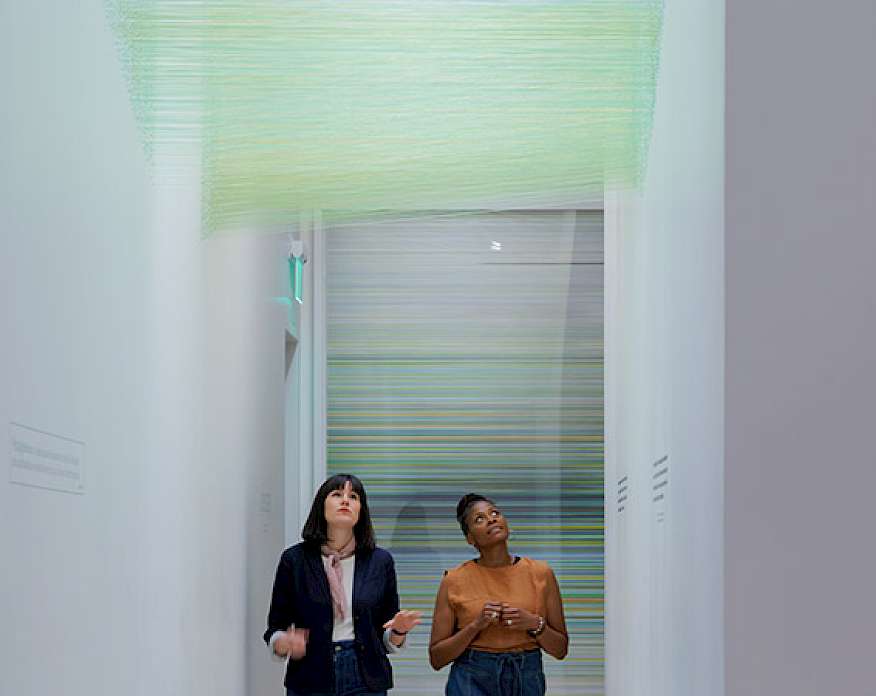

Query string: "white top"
[269, 554, 404, 660]
[332, 555, 356, 641]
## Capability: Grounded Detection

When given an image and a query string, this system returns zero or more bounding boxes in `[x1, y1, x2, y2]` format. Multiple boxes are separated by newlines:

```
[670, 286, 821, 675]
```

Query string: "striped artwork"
[326, 211, 604, 694]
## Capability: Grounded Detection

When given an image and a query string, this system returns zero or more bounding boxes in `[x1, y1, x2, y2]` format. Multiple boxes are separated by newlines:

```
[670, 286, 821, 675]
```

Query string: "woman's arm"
[264, 551, 307, 659]
[264, 552, 294, 645]
[534, 567, 568, 660]
[496, 567, 568, 660]
[428, 576, 501, 670]
[377, 552, 422, 649]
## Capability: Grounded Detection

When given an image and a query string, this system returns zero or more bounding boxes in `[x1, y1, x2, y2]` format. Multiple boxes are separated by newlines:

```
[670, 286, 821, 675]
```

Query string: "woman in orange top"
[428, 493, 568, 695]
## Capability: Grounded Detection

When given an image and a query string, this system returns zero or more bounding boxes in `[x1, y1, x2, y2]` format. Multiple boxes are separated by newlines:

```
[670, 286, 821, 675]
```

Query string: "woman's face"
[324, 480, 361, 530]
[465, 500, 509, 549]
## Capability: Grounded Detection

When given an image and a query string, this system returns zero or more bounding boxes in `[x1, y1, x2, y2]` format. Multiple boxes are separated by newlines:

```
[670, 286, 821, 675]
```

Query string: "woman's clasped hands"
[476, 601, 540, 632]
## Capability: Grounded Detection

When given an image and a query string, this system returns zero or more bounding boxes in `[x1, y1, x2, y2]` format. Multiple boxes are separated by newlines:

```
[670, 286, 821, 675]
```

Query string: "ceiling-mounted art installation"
[107, 0, 663, 233]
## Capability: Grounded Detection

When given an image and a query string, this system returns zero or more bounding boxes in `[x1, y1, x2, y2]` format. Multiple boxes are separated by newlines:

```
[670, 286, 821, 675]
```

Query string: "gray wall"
[725, 2, 876, 694]
[604, 1, 725, 694]
[0, 3, 287, 695]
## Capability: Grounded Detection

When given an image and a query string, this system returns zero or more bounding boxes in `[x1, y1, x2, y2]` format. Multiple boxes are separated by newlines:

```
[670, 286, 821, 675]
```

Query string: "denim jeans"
[286, 641, 387, 696]
[446, 648, 545, 696]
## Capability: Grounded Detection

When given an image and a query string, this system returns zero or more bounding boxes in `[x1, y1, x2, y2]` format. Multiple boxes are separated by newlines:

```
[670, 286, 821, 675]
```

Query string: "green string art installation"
[107, 0, 663, 233]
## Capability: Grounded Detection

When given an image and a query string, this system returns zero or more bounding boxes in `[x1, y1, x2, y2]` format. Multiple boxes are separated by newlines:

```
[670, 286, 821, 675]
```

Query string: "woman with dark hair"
[428, 493, 568, 696]
[265, 474, 421, 696]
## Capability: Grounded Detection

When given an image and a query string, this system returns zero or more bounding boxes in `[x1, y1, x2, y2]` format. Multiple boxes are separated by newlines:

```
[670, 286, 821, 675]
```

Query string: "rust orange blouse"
[444, 556, 551, 653]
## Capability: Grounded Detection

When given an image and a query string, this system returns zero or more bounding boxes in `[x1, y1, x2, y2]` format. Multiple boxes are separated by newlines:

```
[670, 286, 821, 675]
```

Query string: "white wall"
[725, 2, 876, 694]
[604, 1, 724, 695]
[284, 214, 328, 546]
[0, 3, 287, 695]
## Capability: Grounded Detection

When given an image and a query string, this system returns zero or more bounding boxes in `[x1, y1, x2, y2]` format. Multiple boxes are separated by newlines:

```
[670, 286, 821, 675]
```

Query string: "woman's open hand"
[384, 609, 423, 644]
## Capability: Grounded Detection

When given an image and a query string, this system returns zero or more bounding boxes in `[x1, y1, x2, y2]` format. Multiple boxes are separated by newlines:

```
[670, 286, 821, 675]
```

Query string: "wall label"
[9, 422, 85, 495]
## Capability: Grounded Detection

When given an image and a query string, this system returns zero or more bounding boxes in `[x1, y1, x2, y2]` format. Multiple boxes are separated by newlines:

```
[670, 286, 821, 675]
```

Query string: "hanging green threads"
[107, 0, 663, 233]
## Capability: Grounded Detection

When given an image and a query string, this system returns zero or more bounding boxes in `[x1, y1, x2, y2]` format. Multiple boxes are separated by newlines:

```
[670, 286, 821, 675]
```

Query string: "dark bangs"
[302, 473, 376, 551]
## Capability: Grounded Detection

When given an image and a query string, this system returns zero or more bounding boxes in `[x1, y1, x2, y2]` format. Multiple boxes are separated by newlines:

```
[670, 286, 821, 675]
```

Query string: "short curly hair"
[455, 493, 495, 535]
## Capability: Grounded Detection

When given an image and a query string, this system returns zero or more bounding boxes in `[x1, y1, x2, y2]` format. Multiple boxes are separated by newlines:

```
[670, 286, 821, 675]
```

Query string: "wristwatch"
[527, 615, 546, 638]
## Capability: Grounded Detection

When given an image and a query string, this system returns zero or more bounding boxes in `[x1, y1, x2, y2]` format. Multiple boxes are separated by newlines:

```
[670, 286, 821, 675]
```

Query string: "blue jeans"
[446, 648, 545, 696]
[286, 641, 387, 696]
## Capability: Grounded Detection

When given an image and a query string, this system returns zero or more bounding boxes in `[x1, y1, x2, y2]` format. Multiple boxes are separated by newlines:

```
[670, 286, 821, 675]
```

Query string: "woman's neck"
[326, 526, 354, 551]
[477, 543, 513, 568]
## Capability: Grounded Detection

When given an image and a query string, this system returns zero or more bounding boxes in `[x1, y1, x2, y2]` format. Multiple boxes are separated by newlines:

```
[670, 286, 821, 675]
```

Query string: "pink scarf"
[320, 537, 356, 620]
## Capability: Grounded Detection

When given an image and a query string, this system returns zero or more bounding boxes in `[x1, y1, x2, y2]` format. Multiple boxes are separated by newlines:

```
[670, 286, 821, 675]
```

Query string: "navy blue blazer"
[264, 542, 400, 693]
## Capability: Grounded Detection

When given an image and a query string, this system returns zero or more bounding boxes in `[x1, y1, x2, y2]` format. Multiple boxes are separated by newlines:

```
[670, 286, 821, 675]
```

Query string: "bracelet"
[527, 615, 546, 638]
[391, 628, 408, 636]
